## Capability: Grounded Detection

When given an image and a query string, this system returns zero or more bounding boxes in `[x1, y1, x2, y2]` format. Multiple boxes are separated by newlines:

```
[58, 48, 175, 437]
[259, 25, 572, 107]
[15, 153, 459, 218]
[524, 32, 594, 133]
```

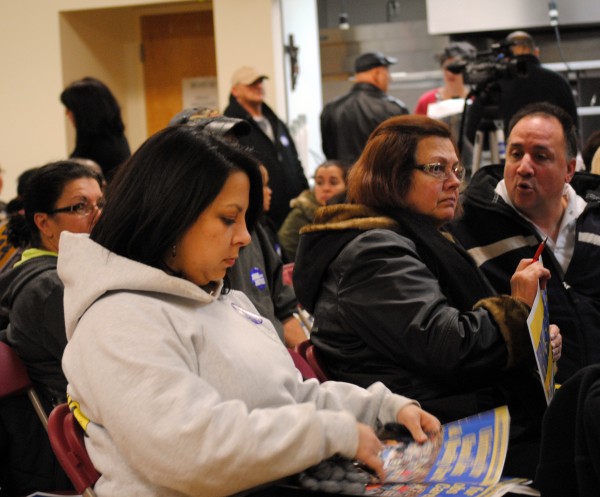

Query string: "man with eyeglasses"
[450, 102, 600, 384]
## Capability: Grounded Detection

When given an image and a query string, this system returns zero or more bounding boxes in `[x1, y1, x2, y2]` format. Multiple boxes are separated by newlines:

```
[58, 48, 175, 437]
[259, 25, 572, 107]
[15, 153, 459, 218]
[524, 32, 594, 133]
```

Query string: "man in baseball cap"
[224, 67, 308, 230]
[354, 51, 398, 73]
[230, 66, 269, 87]
[321, 51, 408, 165]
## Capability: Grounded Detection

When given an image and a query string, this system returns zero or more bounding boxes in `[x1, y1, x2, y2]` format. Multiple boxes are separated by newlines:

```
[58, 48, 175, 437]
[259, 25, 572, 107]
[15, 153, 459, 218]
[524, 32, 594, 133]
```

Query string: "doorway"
[141, 11, 217, 135]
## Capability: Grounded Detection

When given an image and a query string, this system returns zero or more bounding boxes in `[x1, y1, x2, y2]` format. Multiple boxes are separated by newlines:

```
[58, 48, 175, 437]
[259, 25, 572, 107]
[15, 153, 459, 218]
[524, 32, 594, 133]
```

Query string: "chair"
[287, 348, 318, 380]
[295, 340, 330, 382]
[0, 341, 48, 430]
[48, 403, 100, 497]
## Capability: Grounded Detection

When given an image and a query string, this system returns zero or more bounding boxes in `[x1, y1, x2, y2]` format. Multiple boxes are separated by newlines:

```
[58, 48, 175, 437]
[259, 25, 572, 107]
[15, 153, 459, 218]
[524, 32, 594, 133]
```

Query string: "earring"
[171, 245, 177, 259]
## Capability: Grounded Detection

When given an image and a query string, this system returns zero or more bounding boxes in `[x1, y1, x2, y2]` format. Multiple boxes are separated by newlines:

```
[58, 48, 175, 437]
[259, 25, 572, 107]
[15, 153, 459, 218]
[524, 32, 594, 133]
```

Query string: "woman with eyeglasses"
[0, 160, 104, 409]
[293, 115, 562, 479]
[0, 160, 103, 495]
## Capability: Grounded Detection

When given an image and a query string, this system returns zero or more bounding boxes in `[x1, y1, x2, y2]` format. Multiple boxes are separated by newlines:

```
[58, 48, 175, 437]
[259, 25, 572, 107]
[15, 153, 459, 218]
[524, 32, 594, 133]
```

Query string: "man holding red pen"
[451, 102, 600, 383]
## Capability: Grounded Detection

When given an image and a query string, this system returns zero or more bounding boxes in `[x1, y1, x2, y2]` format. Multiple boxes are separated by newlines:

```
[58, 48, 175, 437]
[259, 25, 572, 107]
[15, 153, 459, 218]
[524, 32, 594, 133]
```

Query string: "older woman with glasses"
[0, 160, 103, 494]
[293, 115, 562, 479]
[0, 160, 104, 409]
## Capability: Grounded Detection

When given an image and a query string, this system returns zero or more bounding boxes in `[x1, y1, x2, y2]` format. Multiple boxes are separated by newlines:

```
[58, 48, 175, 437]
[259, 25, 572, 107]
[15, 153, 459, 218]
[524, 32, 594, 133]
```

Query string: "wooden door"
[141, 11, 216, 135]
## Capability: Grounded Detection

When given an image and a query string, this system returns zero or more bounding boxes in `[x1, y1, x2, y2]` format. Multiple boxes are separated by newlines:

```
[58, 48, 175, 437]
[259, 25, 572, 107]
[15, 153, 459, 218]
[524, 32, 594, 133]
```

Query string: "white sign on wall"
[182, 76, 219, 111]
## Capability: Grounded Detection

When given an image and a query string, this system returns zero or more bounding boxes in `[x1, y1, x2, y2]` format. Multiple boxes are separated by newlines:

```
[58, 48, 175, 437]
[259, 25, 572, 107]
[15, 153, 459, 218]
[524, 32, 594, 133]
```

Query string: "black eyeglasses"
[413, 162, 465, 182]
[49, 198, 106, 216]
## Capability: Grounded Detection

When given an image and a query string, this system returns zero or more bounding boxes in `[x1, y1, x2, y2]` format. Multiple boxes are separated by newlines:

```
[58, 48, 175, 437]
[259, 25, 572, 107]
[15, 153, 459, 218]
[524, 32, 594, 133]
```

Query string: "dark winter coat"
[224, 96, 308, 229]
[320, 83, 408, 165]
[450, 165, 600, 383]
[293, 204, 544, 426]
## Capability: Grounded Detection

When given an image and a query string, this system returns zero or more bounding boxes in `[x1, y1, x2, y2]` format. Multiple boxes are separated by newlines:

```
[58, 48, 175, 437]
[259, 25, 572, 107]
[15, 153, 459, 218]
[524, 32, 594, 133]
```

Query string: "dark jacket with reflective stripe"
[450, 165, 600, 382]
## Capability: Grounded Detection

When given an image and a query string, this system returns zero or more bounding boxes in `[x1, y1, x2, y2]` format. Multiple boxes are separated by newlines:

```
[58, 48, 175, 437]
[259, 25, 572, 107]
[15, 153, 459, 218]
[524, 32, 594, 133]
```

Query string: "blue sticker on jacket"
[250, 267, 267, 290]
[231, 302, 263, 325]
[280, 135, 290, 147]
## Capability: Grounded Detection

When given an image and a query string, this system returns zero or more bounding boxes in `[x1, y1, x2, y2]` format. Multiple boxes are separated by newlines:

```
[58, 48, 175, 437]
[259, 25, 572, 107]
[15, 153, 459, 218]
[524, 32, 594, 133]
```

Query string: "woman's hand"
[510, 259, 551, 308]
[550, 324, 562, 362]
[396, 404, 441, 444]
[355, 423, 384, 479]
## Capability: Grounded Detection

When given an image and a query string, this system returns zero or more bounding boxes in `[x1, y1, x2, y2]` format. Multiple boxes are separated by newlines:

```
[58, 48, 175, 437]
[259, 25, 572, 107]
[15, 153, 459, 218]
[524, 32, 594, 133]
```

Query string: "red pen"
[532, 236, 548, 262]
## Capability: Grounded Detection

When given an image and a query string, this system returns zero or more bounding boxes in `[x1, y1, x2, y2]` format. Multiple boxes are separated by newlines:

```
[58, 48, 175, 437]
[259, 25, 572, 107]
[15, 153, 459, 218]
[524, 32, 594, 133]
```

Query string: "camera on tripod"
[447, 40, 528, 86]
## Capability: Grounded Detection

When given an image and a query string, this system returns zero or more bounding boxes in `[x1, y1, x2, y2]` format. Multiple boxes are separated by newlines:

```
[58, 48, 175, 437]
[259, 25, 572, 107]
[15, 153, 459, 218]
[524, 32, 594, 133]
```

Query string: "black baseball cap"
[354, 51, 397, 73]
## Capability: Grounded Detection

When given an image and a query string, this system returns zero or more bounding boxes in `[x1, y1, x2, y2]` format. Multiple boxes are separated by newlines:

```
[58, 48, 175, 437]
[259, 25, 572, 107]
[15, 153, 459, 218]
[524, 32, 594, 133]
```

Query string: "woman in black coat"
[61, 77, 130, 181]
[294, 115, 562, 479]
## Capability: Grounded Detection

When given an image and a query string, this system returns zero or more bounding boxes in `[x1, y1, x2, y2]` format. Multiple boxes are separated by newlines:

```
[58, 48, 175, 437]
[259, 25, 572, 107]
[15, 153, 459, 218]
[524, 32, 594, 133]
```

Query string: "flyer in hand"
[363, 406, 541, 496]
[294, 407, 539, 496]
[526, 278, 555, 404]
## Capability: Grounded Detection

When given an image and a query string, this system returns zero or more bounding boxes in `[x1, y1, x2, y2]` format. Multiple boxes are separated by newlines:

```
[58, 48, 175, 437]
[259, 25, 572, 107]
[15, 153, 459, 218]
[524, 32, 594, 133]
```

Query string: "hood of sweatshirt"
[293, 204, 397, 313]
[57, 232, 219, 341]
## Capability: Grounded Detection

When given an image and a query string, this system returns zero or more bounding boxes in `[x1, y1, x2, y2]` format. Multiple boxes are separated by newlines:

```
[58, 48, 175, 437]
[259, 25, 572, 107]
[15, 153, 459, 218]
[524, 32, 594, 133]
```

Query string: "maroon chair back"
[288, 348, 318, 380]
[295, 340, 330, 382]
[0, 341, 49, 429]
[48, 403, 100, 497]
[0, 341, 30, 397]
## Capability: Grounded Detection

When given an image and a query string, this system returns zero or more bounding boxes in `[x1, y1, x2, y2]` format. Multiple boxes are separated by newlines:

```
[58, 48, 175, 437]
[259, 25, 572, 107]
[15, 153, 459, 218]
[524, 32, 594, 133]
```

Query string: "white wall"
[0, 0, 185, 200]
[426, 0, 600, 34]
[280, 0, 323, 174]
[213, 0, 325, 177]
[0, 2, 67, 200]
[0, 0, 322, 200]
[213, 0, 286, 117]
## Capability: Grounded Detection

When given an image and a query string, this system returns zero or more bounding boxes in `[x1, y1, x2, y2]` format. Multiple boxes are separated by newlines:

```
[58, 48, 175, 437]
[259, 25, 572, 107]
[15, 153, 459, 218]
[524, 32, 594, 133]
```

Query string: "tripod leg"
[471, 130, 485, 176]
[488, 124, 506, 165]
[489, 131, 500, 164]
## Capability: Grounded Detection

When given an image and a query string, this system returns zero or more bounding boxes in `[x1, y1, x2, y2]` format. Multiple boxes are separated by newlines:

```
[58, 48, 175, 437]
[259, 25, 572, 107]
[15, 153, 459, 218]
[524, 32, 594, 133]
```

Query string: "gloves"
[298, 456, 374, 495]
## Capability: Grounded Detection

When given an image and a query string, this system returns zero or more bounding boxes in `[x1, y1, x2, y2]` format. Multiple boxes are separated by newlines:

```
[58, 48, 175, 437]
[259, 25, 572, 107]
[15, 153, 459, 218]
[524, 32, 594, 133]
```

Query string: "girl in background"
[278, 160, 348, 262]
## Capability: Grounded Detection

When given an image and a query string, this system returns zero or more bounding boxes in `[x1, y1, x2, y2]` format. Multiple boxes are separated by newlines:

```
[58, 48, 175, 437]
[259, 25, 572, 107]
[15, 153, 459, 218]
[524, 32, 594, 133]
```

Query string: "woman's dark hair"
[60, 77, 125, 138]
[91, 124, 263, 278]
[347, 115, 454, 210]
[8, 161, 102, 249]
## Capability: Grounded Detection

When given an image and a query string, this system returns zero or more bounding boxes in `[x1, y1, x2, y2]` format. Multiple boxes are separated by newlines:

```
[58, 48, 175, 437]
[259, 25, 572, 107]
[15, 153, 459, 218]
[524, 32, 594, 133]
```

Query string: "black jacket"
[320, 83, 408, 165]
[0, 255, 67, 407]
[228, 222, 298, 342]
[450, 165, 600, 383]
[293, 204, 542, 425]
[224, 96, 308, 229]
[0, 394, 72, 496]
[465, 54, 579, 142]
[71, 132, 130, 181]
[535, 364, 600, 496]
[0, 255, 72, 496]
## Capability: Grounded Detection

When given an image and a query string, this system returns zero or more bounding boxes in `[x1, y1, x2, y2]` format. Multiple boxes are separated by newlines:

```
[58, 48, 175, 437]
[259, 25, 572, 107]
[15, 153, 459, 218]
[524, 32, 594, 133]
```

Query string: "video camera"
[446, 40, 528, 86]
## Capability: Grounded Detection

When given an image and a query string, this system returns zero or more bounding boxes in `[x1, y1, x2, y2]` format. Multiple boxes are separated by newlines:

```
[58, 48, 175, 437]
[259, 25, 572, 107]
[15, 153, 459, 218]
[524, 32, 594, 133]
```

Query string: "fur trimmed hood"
[301, 204, 397, 234]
